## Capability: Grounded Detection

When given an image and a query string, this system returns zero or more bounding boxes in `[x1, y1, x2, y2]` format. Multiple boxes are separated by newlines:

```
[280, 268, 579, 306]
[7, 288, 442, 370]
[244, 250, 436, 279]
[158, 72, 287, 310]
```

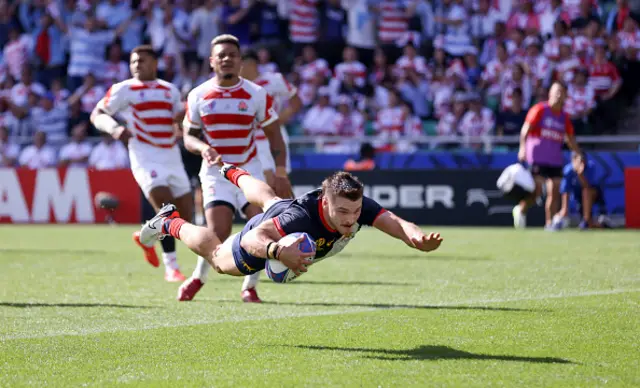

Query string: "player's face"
[130, 52, 157, 81]
[211, 43, 241, 80]
[572, 154, 584, 171]
[325, 195, 363, 235]
[239, 58, 257, 78]
[548, 83, 566, 106]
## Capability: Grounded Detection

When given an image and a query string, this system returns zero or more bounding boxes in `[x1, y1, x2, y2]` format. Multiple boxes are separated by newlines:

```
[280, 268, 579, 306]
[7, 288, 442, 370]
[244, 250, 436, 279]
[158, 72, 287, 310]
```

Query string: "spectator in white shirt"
[257, 47, 279, 74]
[59, 124, 93, 167]
[89, 133, 129, 170]
[18, 131, 57, 169]
[30, 91, 69, 146]
[0, 126, 20, 167]
[471, 0, 502, 42]
[302, 87, 338, 136]
[190, 0, 222, 74]
[10, 66, 46, 107]
[459, 92, 495, 149]
[3, 27, 30, 82]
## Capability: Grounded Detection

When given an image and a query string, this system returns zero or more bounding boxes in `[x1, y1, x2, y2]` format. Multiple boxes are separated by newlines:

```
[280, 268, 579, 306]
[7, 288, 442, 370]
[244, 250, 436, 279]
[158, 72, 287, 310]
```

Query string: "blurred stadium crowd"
[1, 0, 640, 168]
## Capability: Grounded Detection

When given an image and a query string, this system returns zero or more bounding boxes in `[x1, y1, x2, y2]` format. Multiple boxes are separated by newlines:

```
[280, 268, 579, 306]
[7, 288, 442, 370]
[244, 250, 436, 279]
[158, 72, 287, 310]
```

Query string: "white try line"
[2, 288, 639, 341]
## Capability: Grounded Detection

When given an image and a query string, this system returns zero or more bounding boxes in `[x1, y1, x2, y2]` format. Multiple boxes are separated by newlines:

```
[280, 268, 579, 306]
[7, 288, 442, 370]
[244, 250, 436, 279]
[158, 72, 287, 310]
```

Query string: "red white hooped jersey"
[183, 78, 278, 165]
[377, 0, 409, 43]
[482, 59, 509, 96]
[334, 61, 368, 87]
[98, 78, 182, 150]
[459, 108, 495, 137]
[253, 72, 297, 140]
[565, 84, 596, 116]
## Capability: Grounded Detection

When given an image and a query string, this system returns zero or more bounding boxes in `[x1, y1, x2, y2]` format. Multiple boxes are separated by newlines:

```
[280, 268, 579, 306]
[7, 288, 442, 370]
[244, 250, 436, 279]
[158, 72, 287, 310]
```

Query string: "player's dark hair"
[322, 172, 364, 202]
[131, 45, 158, 59]
[211, 34, 240, 51]
[242, 49, 259, 62]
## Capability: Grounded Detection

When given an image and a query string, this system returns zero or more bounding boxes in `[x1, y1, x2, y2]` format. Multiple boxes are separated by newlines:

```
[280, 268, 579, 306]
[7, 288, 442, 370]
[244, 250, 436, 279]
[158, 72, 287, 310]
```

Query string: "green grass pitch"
[0, 225, 639, 387]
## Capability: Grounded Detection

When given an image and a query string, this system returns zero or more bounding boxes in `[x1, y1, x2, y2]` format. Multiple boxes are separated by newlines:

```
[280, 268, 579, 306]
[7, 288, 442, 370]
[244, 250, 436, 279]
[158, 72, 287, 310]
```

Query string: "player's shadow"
[289, 280, 415, 286]
[0, 302, 154, 309]
[0, 248, 108, 255]
[289, 344, 573, 364]
[245, 300, 539, 312]
[338, 253, 492, 261]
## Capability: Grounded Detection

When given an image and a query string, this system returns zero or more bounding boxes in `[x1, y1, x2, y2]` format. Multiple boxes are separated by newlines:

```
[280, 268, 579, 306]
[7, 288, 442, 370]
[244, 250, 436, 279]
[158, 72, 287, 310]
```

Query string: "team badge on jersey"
[238, 101, 248, 112]
[164, 91, 171, 99]
[150, 170, 157, 178]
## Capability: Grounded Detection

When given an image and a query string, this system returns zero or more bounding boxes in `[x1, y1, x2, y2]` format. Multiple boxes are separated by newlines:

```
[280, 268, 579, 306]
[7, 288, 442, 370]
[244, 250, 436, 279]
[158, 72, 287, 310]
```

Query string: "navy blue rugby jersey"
[237, 189, 387, 261]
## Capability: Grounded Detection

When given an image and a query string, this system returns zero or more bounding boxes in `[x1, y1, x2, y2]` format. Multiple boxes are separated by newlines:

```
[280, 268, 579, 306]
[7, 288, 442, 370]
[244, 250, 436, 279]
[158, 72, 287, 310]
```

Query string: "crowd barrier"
[1, 150, 638, 227]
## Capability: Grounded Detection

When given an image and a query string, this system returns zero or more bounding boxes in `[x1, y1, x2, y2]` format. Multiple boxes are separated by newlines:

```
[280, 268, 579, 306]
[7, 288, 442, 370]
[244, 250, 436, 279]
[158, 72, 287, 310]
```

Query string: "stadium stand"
[1, 0, 640, 168]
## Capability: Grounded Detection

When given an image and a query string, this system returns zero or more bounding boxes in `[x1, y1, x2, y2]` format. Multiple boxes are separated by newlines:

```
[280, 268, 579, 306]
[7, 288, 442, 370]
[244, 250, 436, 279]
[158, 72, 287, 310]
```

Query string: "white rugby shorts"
[199, 156, 265, 213]
[129, 143, 191, 199]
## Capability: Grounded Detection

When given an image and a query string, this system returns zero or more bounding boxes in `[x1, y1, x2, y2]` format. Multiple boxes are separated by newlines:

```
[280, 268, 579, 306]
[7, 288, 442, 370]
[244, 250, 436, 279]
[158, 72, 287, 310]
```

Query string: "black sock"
[160, 236, 176, 253]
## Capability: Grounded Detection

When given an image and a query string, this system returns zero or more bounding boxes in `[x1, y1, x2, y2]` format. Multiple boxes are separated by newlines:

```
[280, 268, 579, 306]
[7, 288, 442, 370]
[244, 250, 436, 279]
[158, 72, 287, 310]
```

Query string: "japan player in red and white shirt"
[90, 45, 192, 283]
[239, 50, 302, 189]
[178, 35, 293, 303]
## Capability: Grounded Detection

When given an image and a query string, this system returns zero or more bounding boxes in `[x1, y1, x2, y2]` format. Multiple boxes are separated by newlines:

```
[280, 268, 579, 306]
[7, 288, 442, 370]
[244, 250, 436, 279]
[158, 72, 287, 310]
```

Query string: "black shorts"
[232, 199, 292, 275]
[529, 164, 563, 179]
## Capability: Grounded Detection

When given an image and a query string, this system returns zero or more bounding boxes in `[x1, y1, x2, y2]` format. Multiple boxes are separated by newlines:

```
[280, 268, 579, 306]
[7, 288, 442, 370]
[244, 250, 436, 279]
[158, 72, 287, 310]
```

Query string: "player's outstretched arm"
[372, 211, 443, 253]
[240, 219, 312, 276]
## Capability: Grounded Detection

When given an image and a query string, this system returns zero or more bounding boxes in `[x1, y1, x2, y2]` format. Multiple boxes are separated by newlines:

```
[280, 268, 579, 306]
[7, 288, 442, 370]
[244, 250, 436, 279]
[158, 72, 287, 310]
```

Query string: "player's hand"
[201, 146, 220, 166]
[411, 232, 443, 253]
[277, 235, 313, 276]
[517, 148, 526, 163]
[114, 126, 131, 147]
[274, 175, 294, 199]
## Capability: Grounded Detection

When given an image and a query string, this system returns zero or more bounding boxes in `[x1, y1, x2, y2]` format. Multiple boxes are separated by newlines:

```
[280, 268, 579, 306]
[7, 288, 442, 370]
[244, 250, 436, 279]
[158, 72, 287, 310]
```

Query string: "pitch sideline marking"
[2, 287, 639, 341]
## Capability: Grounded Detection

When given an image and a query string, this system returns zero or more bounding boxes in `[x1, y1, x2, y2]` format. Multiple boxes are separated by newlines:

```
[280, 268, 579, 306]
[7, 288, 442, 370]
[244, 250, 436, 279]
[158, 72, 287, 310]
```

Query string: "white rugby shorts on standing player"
[199, 156, 265, 212]
[96, 78, 190, 199]
[130, 142, 191, 199]
[256, 126, 291, 173]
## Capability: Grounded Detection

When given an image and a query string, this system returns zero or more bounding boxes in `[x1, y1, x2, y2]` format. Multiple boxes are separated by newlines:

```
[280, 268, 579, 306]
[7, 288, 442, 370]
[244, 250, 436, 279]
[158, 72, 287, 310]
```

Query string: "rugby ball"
[265, 232, 316, 283]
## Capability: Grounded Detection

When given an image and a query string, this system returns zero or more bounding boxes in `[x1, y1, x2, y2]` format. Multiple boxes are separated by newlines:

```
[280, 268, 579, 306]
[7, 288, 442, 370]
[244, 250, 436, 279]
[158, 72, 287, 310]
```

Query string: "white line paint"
[2, 288, 639, 341]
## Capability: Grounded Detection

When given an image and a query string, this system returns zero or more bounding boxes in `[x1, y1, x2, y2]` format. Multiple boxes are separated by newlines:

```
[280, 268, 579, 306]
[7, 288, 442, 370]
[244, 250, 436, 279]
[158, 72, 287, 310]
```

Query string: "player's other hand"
[277, 235, 313, 276]
[411, 232, 443, 252]
[274, 175, 294, 199]
[517, 148, 526, 163]
[201, 146, 220, 166]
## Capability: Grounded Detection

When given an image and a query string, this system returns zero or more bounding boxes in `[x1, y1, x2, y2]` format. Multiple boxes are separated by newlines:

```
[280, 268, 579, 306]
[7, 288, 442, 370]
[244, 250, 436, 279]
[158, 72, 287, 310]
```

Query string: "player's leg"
[514, 174, 543, 228]
[179, 168, 239, 301]
[544, 177, 561, 228]
[221, 164, 281, 211]
[145, 185, 187, 281]
[240, 202, 265, 303]
[137, 204, 242, 274]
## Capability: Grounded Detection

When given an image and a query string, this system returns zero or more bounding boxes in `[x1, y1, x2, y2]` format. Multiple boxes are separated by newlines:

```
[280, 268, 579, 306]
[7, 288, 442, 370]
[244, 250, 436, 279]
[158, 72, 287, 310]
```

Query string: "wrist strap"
[266, 242, 275, 260]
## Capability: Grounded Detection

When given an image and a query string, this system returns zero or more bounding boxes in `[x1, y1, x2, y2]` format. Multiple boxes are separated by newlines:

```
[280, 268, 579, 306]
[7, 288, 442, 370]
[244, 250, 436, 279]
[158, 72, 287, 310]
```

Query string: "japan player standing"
[177, 34, 293, 302]
[239, 49, 302, 188]
[90, 45, 192, 282]
[238, 49, 303, 302]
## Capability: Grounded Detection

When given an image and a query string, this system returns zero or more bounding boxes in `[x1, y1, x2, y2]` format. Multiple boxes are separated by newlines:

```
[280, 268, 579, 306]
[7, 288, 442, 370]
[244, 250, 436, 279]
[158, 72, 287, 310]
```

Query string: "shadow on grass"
[0, 302, 155, 309]
[288, 344, 573, 364]
[0, 249, 108, 255]
[214, 278, 416, 286]
[338, 253, 492, 261]
[218, 299, 541, 312]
